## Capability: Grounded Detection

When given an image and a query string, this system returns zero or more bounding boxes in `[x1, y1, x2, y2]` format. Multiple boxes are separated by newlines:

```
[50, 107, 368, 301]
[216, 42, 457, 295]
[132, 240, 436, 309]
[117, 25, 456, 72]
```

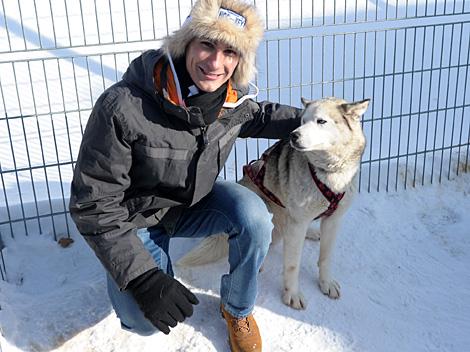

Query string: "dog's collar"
[243, 140, 345, 219]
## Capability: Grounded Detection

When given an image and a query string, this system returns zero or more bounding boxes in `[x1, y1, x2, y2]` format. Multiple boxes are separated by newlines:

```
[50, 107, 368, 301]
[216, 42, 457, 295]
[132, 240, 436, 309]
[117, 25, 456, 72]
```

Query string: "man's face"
[185, 38, 240, 92]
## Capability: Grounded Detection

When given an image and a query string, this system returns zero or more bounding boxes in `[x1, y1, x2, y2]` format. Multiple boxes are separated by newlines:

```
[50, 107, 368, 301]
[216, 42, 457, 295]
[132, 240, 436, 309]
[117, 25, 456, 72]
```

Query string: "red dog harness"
[242, 141, 345, 220]
[308, 164, 345, 220]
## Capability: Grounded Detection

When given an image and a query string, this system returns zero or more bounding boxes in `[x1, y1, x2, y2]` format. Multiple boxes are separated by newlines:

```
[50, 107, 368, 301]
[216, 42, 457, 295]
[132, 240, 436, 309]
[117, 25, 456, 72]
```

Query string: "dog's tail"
[176, 234, 229, 267]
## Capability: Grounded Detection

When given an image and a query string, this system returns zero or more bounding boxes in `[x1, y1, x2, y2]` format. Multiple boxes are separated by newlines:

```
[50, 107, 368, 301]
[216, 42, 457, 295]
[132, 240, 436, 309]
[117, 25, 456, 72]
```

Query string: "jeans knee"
[231, 193, 272, 250]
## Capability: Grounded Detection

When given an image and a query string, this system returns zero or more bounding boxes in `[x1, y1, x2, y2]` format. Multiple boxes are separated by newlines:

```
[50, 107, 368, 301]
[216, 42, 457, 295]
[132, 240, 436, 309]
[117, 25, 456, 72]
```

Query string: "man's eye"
[200, 41, 214, 49]
[317, 118, 327, 125]
[225, 49, 238, 57]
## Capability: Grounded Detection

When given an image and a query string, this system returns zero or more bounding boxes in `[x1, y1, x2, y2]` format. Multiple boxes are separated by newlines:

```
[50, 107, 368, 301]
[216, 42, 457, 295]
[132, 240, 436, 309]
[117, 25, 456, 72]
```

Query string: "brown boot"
[221, 305, 262, 352]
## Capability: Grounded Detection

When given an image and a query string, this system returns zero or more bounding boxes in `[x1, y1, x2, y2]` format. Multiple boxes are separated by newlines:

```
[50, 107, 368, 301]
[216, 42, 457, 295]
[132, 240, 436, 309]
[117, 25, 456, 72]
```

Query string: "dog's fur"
[177, 97, 370, 309]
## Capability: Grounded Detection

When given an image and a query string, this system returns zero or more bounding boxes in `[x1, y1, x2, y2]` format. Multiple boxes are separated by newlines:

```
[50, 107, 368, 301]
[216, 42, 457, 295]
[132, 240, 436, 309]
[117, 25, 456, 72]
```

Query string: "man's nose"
[206, 50, 224, 70]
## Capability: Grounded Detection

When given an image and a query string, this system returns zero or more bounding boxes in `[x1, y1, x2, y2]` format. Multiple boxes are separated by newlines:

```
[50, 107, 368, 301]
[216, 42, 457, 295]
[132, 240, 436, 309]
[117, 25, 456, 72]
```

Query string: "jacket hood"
[122, 50, 163, 99]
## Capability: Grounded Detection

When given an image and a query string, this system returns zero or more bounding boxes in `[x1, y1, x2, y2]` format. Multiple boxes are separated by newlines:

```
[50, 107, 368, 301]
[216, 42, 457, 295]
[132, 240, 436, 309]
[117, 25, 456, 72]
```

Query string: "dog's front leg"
[318, 214, 342, 299]
[282, 220, 309, 309]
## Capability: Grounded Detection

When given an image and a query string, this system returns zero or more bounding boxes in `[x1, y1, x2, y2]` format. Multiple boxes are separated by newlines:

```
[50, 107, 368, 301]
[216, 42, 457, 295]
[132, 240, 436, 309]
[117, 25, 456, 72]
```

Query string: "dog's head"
[290, 97, 369, 154]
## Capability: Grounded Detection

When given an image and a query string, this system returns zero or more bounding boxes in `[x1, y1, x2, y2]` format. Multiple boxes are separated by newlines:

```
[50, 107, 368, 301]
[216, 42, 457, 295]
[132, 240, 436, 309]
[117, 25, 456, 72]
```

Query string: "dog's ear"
[301, 97, 312, 107]
[341, 99, 370, 120]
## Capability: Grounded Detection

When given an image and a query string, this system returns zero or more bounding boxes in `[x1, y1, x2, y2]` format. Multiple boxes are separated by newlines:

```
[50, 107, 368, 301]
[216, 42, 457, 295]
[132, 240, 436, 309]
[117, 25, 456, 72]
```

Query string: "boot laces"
[231, 316, 250, 334]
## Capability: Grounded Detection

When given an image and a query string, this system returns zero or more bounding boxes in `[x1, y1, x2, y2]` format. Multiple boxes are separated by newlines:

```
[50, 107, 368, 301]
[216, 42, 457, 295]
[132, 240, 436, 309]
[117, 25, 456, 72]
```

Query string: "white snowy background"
[0, 0, 469, 351]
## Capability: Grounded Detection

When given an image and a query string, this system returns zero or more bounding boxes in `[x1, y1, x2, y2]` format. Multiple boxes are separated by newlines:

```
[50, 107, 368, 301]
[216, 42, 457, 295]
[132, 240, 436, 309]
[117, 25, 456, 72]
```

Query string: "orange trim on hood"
[153, 60, 180, 105]
[225, 80, 238, 104]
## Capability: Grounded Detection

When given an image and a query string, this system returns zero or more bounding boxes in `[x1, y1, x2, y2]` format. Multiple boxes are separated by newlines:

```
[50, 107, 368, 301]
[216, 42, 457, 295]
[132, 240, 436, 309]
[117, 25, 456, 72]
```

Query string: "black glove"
[127, 268, 199, 334]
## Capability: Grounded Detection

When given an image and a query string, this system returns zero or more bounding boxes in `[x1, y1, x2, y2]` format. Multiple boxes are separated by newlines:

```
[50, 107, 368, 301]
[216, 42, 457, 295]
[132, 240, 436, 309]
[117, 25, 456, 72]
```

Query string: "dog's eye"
[317, 118, 327, 125]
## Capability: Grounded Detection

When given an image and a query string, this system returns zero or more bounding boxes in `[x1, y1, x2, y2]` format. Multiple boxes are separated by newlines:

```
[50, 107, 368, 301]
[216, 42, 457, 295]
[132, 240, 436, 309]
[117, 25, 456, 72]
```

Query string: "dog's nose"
[290, 131, 300, 144]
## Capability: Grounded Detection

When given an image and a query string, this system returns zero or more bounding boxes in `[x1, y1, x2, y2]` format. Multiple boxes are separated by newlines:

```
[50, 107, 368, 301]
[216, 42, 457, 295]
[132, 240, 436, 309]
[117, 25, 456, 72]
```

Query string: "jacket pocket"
[132, 143, 194, 191]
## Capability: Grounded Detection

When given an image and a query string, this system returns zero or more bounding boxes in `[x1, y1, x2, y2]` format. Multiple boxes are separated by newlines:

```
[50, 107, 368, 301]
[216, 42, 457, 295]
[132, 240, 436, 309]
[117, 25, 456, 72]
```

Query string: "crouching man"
[69, 0, 301, 350]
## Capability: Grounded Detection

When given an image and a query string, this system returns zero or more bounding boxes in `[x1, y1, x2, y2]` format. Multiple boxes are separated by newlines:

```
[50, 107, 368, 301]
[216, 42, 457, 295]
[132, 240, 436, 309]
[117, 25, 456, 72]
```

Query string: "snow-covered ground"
[1, 170, 469, 352]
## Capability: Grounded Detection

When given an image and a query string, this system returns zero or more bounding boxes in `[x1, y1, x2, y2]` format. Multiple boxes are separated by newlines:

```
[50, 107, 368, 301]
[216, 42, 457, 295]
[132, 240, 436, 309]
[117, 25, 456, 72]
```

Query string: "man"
[69, 0, 301, 351]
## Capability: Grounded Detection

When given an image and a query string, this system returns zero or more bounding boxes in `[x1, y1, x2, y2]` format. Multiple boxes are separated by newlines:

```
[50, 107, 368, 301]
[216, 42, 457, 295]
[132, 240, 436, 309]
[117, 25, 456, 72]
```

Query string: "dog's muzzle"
[289, 131, 304, 150]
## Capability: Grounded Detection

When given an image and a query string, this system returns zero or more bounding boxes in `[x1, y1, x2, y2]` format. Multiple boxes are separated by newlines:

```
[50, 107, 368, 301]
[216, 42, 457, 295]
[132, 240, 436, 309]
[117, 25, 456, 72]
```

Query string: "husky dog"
[178, 97, 370, 309]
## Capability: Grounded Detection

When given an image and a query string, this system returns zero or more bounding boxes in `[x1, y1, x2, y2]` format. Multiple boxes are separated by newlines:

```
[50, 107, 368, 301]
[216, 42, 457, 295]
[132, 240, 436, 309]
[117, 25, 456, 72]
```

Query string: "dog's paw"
[319, 279, 341, 299]
[282, 289, 307, 309]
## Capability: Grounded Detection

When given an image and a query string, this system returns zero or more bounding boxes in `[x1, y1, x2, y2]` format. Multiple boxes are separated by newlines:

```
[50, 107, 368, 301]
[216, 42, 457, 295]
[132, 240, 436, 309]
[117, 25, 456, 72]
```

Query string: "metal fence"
[0, 0, 469, 277]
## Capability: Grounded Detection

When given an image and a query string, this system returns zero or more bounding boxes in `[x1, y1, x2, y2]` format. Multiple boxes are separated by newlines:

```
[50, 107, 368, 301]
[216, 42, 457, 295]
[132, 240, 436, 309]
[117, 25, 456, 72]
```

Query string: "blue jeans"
[107, 179, 273, 336]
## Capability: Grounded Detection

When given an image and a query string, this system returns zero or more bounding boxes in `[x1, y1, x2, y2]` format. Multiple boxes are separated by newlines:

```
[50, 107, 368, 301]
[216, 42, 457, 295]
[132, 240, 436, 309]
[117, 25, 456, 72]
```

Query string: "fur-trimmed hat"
[163, 0, 264, 87]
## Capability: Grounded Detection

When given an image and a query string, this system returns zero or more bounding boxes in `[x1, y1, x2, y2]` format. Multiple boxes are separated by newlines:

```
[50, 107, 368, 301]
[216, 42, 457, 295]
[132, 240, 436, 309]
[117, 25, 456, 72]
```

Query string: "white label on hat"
[218, 8, 246, 28]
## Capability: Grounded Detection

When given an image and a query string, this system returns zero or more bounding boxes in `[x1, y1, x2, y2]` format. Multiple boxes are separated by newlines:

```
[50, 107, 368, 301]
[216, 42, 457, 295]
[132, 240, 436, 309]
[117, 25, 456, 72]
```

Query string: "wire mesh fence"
[0, 1, 469, 277]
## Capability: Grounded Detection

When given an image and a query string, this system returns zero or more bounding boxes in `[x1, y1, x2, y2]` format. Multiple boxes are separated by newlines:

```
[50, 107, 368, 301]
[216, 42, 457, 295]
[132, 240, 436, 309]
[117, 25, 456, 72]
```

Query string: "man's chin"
[195, 80, 225, 93]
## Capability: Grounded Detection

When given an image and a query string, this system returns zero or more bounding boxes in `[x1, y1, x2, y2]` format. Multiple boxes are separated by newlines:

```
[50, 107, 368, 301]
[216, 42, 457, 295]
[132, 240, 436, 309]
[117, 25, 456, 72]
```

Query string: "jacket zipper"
[199, 126, 209, 150]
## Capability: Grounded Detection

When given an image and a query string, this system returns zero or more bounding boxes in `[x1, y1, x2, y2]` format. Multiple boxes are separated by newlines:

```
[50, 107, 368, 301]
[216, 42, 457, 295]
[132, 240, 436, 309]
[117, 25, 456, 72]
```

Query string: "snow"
[1, 171, 469, 352]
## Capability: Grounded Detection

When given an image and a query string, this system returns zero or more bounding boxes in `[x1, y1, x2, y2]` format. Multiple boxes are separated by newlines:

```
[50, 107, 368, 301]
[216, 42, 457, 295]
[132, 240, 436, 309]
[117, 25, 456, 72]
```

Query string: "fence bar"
[456, 29, 470, 174]
[0, 232, 6, 281]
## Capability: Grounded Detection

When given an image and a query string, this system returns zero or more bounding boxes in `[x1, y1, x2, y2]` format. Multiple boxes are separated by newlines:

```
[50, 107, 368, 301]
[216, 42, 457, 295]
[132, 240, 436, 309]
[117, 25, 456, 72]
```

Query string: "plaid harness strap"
[242, 141, 345, 219]
[308, 164, 345, 220]
[242, 143, 286, 208]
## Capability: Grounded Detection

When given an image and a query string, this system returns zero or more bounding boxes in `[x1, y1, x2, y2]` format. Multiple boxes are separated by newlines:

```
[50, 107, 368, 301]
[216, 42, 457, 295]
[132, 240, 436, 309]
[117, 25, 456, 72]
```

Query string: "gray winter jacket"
[69, 49, 301, 289]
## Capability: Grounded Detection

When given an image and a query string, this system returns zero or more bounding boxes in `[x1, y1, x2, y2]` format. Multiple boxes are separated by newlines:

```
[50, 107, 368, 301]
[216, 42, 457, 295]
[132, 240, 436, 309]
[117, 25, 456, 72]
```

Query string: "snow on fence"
[0, 0, 469, 279]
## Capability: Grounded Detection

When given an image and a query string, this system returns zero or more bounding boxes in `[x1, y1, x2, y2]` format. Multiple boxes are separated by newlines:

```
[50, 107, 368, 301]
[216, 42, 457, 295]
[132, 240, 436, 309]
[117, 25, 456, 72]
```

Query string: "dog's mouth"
[289, 139, 309, 151]
[289, 131, 304, 151]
